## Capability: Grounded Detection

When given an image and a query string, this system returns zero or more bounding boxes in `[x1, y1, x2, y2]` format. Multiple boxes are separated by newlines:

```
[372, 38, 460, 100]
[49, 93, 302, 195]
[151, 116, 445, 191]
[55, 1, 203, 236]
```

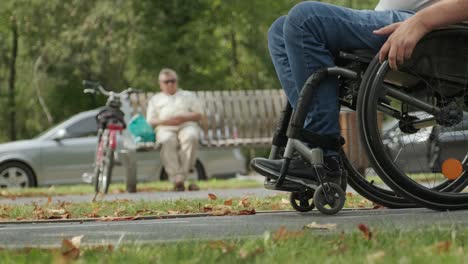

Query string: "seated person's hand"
[163, 116, 187, 126]
[374, 18, 430, 70]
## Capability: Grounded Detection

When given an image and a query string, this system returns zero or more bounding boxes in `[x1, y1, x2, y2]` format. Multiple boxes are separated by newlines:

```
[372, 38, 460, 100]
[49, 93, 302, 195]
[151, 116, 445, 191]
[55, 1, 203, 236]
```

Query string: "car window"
[67, 116, 98, 138]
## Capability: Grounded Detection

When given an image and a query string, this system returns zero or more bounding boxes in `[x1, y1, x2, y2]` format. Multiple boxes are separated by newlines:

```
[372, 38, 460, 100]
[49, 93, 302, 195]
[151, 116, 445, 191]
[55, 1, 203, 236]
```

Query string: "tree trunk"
[8, 17, 18, 141]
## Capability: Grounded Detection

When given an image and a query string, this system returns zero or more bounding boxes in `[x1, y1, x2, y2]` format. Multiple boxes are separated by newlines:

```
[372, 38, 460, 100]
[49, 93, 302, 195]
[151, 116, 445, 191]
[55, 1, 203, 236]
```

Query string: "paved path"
[1, 208, 466, 248]
[0, 188, 289, 205]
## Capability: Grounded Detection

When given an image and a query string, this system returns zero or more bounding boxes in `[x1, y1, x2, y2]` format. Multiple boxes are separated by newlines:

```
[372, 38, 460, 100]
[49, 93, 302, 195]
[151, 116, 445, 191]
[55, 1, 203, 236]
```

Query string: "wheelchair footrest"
[264, 179, 306, 192]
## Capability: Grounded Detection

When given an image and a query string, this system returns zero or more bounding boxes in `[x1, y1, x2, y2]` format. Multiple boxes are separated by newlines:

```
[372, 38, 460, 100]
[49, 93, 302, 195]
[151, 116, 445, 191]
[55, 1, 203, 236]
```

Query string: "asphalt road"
[1, 208, 466, 249]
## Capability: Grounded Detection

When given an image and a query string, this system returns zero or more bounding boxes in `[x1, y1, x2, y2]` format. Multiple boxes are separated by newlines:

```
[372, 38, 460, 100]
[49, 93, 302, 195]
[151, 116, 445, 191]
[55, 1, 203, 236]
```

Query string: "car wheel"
[0, 162, 36, 188]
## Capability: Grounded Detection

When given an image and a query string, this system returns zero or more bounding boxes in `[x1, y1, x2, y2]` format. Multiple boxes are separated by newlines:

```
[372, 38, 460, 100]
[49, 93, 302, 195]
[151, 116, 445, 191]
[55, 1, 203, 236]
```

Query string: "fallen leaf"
[167, 210, 181, 215]
[237, 209, 256, 215]
[304, 222, 337, 230]
[281, 198, 289, 205]
[61, 238, 80, 260]
[203, 204, 213, 212]
[47, 196, 52, 204]
[273, 226, 304, 241]
[436, 241, 452, 253]
[208, 193, 217, 200]
[358, 223, 372, 240]
[209, 241, 235, 253]
[86, 208, 101, 218]
[211, 205, 231, 216]
[239, 198, 250, 208]
[239, 247, 264, 259]
[372, 203, 384, 210]
[98, 216, 138, 222]
[426, 240, 452, 253]
[71, 235, 84, 248]
[366, 250, 385, 263]
[47, 209, 67, 215]
[224, 199, 233, 206]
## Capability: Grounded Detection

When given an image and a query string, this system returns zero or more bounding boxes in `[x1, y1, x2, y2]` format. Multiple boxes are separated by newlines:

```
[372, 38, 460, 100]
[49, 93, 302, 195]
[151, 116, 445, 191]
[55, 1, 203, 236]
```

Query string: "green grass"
[0, 179, 262, 198]
[1, 227, 467, 263]
[0, 192, 372, 221]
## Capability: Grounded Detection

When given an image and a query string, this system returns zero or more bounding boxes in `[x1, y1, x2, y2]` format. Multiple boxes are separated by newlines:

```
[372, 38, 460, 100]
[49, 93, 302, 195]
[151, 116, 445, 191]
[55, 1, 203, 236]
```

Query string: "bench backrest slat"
[127, 89, 284, 146]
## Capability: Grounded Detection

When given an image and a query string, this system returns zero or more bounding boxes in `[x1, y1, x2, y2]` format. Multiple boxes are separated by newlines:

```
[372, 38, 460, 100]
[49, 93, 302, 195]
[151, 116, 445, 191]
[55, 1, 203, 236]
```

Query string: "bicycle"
[82, 80, 140, 194]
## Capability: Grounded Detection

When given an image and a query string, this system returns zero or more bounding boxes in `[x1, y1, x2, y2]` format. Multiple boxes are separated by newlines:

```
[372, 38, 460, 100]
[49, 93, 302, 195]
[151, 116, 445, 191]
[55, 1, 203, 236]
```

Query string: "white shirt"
[146, 89, 203, 128]
[375, 0, 439, 12]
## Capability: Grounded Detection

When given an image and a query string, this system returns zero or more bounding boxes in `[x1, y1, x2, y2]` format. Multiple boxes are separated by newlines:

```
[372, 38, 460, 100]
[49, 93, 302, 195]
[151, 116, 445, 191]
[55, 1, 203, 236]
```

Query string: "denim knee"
[267, 16, 286, 48]
[286, 1, 328, 28]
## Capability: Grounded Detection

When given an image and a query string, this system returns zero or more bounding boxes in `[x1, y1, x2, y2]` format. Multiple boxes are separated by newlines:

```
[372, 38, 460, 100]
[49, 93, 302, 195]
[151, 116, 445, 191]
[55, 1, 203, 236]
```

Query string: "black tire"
[313, 183, 346, 215]
[290, 191, 315, 212]
[160, 159, 206, 181]
[94, 130, 114, 194]
[358, 29, 468, 210]
[0, 161, 36, 188]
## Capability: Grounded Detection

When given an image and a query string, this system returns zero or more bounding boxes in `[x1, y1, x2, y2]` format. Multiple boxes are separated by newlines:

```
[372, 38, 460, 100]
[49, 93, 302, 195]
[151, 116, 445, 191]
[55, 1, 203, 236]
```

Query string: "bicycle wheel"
[358, 27, 468, 210]
[94, 129, 114, 194]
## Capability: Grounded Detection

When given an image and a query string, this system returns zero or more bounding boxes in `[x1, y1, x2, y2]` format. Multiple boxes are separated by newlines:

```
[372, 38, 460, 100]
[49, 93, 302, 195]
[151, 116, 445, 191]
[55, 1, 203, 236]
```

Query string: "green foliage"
[0, 0, 379, 142]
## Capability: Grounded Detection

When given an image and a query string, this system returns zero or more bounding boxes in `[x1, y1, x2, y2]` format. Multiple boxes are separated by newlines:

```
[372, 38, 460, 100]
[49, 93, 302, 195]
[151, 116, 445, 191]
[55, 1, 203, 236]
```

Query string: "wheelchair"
[252, 23, 468, 214]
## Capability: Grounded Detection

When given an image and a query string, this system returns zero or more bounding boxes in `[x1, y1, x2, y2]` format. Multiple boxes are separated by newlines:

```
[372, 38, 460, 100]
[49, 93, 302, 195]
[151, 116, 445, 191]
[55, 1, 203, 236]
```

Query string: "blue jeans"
[268, 1, 413, 155]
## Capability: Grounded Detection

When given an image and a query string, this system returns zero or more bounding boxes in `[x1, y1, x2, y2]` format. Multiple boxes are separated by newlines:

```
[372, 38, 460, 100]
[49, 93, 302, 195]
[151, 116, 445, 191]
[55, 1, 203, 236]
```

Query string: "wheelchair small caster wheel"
[290, 190, 315, 212]
[313, 183, 346, 215]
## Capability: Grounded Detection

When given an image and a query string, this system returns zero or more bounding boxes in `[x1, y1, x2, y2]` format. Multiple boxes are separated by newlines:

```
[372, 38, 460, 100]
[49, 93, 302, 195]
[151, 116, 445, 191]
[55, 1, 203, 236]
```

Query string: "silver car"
[0, 109, 246, 188]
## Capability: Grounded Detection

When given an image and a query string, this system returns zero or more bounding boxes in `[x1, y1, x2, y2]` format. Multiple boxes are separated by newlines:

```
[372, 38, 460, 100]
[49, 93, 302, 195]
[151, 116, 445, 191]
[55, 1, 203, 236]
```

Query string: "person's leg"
[253, 2, 413, 181]
[268, 15, 298, 107]
[157, 128, 184, 188]
[178, 125, 200, 176]
[283, 1, 413, 155]
[178, 125, 200, 191]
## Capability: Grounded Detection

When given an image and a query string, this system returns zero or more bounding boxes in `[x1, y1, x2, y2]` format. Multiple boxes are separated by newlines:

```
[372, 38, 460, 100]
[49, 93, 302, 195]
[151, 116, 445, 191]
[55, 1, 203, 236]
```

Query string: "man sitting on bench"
[251, 0, 439, 183]
[147, 68, 204, 191]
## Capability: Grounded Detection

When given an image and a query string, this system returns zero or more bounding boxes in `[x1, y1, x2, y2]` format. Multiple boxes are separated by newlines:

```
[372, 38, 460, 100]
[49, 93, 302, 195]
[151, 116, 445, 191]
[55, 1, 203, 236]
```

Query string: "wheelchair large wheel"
[358, 27, 468, 210]
[340, 56, 416, 209]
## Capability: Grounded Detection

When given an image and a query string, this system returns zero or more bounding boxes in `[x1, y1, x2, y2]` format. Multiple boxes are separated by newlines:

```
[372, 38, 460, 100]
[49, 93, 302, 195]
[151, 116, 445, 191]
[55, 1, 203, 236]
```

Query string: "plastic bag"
[128, 113, 156, 143]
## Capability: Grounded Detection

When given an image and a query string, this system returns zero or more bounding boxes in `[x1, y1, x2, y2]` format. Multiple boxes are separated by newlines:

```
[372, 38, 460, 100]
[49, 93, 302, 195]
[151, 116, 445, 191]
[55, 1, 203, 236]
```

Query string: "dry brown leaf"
[208, 193, 217, 200]
[273, 226, 304, 241]
[167, 210, 181, 215]
[304, 222, 337, 230]
[61, 238, 80, 260]
[372, 203, 385, 210]
[47, 196, 52, 204]
[358, 223, 372, 240]
[47, 209, 67, 215]
[224, 199, 233, 206]
[237, 209, 256, 215]
[98, 216, 137, 222]
[239, 247, 264, 259]
[211, 205, 231, 216]
[366, 250, 385, 263]
[209, 241, 235, 254]
[203, 204, 213, 212]
[239, 198, 250, 208]
[86, 208, 101, 218]
[437, 241, 452, 253]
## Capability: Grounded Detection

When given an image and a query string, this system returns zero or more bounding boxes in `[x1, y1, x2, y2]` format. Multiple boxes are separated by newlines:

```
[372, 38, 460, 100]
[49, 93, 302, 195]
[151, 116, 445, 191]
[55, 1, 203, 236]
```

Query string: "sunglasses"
[161, 79, 177, 84]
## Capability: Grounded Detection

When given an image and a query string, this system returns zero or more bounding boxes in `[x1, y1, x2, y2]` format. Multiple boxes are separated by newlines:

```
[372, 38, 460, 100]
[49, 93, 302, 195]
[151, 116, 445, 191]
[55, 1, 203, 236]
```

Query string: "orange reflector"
[441, 159, 463, 180]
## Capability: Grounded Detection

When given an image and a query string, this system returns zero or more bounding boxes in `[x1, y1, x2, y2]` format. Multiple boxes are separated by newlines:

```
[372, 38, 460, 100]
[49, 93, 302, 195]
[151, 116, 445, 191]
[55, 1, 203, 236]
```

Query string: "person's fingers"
[379, 41, 390, 63]
[373, 23, 401, 36]
[397, 43, 405, 67]
[388, 44, 398, 70]
[404, 41, 417, 60]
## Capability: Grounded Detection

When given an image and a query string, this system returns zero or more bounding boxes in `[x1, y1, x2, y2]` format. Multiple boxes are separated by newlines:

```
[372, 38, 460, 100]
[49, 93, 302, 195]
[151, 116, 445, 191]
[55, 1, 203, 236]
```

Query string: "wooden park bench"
[118, 89, 369, 192]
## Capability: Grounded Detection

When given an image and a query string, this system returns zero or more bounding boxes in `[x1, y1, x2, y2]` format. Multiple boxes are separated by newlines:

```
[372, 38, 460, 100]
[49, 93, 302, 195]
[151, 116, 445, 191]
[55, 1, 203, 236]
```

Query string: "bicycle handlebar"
[82, 80, 142, 98]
